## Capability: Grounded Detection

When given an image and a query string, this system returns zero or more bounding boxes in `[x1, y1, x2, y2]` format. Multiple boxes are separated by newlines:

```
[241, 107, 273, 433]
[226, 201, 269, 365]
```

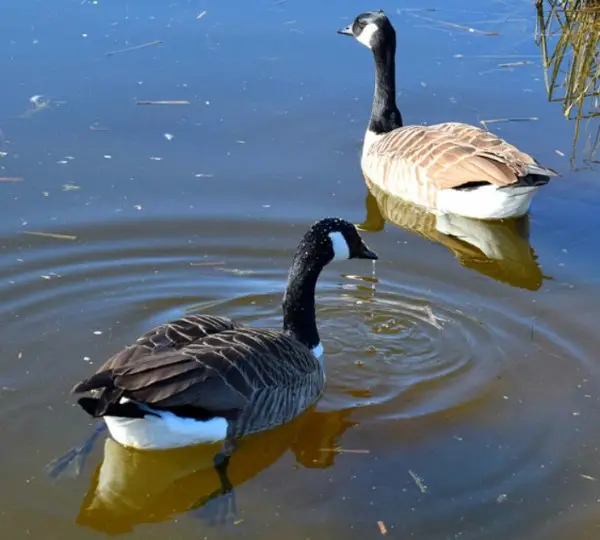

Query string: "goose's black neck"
[368, 40, 403, 135]
[282, 253, 322, 351]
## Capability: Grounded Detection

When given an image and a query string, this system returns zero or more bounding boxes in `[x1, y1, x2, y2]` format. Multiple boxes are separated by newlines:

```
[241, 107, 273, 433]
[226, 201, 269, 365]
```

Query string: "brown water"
[1, 1, 600, 539]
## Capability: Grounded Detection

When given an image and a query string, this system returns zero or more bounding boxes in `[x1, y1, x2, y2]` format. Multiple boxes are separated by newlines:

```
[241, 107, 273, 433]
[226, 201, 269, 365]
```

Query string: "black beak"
[337, 24, 354, 36]
[354, 242, 378, 260]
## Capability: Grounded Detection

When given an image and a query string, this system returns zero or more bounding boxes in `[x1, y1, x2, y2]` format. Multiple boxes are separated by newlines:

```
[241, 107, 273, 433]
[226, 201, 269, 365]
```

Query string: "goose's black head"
[296, 217, 378, 269]
[337, 10, 396, 52]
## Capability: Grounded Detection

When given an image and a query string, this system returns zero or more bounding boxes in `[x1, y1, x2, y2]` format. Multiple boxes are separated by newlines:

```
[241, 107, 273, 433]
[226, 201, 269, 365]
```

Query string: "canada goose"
[68, 217, 377, 519]
[337, 10, 558, 221]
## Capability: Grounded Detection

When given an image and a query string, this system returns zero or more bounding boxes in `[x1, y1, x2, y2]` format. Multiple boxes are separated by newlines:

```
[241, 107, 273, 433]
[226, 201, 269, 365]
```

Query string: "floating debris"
[195, 173, 214, 178]
[106, 40, 162, 57]
[61, 184, 80, 191]
[408, 469, 428, 493]
[22, 231, 77, 241]
[196, 10, 207, 20]
[580, 474, 596, 481]
[20, 94, 54, 118]
[480, 117, 539, 130]
[318, 447, 370, 454]
[0, 152, 8, 157]
[0, 177, 23, 182]
[93, 330, 103, 335]
[149, 156, 164, 161]
[30, 94, 47, 108]
[404, 12, 500, 36]
[498, 61, 534, 68]
[377, 521, 388, 536]
[215, 267, 255, 276]
[89, 123, 109, 131]
[496, 493, 523, 504]
[189, 260, 226, 267]
[163, 133, 174, 141]
[136, 100, 190, 106]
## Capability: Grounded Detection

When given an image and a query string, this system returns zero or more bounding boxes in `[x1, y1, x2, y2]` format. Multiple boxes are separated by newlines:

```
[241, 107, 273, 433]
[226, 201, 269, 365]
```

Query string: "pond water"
[1, 1, 599, 539]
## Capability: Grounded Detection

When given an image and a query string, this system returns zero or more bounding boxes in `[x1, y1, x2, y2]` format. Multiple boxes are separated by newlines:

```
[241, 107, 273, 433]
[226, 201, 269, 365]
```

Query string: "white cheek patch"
[357, 23, 379, 49]
[328, 231, 350, 261]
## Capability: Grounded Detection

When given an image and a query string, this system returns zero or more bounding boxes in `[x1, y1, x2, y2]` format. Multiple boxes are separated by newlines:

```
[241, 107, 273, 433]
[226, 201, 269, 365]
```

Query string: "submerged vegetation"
[535, 0, 600, 167]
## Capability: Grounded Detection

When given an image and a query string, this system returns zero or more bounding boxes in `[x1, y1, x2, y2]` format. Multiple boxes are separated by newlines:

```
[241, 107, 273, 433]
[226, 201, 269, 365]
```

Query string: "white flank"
[329, 231, 350, 261]
[311, 342, 324, 361]
[357, 22, 379, 49]
[103, 404, 228, 450]
[436, 184, 539, 220]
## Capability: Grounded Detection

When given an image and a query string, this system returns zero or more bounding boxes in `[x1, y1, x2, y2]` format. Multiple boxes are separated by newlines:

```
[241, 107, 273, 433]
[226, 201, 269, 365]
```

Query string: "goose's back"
[362, 122, 537, 208]
[76, 325, 325, 438]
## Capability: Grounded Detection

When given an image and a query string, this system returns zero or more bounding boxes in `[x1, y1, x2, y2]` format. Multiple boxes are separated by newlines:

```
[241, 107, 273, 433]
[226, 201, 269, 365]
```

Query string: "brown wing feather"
[74, 327, 323, 421]
[367, 122, 537, 189]
[87, 314, 240, 375]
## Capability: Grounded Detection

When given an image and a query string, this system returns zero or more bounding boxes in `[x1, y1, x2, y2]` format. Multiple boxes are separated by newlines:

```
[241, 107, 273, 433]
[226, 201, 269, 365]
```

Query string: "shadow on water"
[357, 181, 545, 291]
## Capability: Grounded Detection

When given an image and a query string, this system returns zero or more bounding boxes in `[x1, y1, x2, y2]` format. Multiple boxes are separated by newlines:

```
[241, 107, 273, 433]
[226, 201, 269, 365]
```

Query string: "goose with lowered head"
[67, 217, 377, 517]
[337, 10, 558, 220]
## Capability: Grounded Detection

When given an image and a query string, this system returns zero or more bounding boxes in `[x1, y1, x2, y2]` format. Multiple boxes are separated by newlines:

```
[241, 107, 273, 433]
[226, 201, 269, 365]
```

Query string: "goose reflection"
[75, 407, 355, 534]
[358, 182, 544, 291]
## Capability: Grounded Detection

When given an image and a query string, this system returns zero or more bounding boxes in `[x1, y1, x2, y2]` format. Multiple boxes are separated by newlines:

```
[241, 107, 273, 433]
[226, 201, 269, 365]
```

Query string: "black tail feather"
[76, 396, 155, 419]
[72, 371, 115, 394]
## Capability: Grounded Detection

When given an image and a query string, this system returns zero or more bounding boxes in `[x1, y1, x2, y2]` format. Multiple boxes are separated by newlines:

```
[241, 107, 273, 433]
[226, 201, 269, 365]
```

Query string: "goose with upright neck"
[338, 10, 558, 221]
[65, 217, 377, 519]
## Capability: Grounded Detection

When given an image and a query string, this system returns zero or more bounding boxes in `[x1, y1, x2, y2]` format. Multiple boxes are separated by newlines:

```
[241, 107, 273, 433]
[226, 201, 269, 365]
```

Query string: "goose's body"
[339, 11, 558, 220]
[77, 318, 325, 450]
[68, 217, 377, 521]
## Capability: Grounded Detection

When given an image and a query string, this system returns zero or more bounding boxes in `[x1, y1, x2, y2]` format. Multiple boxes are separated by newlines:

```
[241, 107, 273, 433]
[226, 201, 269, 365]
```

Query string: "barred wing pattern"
[75, 325, 325, 438]
[87, 314, 241, 374]
[362, 122, 537, 197]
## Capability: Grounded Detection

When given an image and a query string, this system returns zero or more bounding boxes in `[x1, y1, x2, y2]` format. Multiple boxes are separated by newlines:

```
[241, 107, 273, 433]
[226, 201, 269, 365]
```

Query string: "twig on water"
[22, 231, 77, 241]
[480, 117, 539, 130]
[0, 177, 23, 182]
[408, 469, 428, 493]
[498, 61, 534, 68]
[406, 12, 500, 36]
[136, 100, 191, 106]
[106, 40, 162, 57]
[318, 447, 370, 454]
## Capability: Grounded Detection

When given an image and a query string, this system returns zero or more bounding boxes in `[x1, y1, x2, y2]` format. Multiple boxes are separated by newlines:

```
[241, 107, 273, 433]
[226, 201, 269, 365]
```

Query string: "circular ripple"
[314, 279, 504, 419]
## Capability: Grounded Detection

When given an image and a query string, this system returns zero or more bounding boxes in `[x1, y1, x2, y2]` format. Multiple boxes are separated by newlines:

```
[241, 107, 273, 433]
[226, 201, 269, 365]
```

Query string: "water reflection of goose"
[357, 182, 544, 291]
[75, 408, 355, 534]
